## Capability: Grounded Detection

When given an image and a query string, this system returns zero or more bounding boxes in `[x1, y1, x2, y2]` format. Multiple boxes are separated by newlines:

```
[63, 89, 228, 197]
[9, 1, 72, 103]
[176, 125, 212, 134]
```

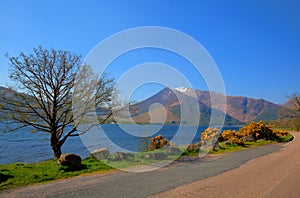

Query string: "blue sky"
[0, 0, 299, 104]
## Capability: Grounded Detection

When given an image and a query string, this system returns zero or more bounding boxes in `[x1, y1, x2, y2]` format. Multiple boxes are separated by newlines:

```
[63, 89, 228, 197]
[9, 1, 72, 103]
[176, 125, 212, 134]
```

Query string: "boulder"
[112, 152, 135, 161]
[144, 152, 167, 160]
[195, 142, 202, 148]
[242, 135, 255, 142]
[144, 153, 153, 159]
[58, 154, 81, 168]
[90, 148, 110, 160]
[186, 143, 200, 152]
[166, 146, 181, 155]
[153, 152, 167, 160]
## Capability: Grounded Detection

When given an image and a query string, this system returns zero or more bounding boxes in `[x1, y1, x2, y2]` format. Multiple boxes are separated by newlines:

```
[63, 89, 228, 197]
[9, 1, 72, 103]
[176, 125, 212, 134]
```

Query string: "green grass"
[184, 134, 294, 155]
[277, 133, 294, 142]
[0, 151, 182, 191]
[171, 138, 286, 156]
[103, 150, 181, 169]
[0, 158, 113, 191]
[208, 139, 277, 154]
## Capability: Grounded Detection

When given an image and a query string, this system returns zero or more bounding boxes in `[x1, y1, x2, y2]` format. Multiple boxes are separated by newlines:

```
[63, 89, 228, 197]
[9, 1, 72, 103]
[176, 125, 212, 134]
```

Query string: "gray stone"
[90, 148, 110, 160]
[58, 153, 81, 168]
[186, 143, 200, 152]
[166, 146, 181, 154]
[144, 152, 167, 160]
[144, 153, 152, 159]
[242, 135, 255, 142]
[153, 152, 167, 160]
[112, 152, 135, 161]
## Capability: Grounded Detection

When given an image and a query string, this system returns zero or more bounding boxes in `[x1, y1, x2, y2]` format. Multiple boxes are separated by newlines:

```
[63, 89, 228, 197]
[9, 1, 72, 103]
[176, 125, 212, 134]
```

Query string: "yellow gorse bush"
[201, 127, 219, 141]
[239, 121, 278, 140]
[217, 121, 289, 146]
[148, 135, 169, 151]
[217, 129, 244, 146]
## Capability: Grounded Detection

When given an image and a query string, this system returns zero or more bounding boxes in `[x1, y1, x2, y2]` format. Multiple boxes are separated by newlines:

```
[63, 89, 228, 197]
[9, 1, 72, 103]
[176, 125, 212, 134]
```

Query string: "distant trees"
[288, 93, 300, 130]
[0, 46, 115, 158]
[289, 93, 300, 111]
[292, 116, 300, 131]
[271, 93, 300, 130]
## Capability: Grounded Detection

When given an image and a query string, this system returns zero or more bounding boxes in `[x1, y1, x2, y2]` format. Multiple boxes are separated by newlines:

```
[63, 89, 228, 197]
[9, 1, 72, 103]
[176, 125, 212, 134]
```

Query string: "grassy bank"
[0, 158, 113, 191]
[180, 133, 294, 156]
[211, 133, 294, 154]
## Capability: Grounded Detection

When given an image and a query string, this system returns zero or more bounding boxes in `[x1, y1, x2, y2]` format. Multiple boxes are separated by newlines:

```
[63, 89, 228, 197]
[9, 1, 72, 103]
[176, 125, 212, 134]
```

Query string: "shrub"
[186, 142, 201, 152]
[218, 121, 291, 147]
[274, 130, 288, 137]
[201, 128, 219, 142]
[239, 121, 278, 140]
[218, 130, 237, 142]
[274, 130, 289, 136]
[148, 135, 168, 151]
[218, 129, 245, 146]
[201, 128, 220, 150]
[228, 136, 245, 146]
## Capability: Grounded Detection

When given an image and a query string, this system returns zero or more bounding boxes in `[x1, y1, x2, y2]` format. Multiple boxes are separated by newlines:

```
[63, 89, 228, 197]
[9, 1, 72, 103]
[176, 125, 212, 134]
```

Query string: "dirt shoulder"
[149, 132, 300, 198]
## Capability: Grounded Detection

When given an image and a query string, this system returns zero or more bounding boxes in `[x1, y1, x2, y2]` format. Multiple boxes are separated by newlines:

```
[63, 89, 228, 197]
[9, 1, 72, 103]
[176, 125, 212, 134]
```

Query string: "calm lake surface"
[0, 124, 240, 164]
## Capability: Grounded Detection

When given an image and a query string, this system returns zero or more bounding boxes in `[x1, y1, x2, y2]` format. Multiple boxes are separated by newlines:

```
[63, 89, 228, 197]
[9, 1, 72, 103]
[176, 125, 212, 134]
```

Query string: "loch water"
[0, 124, 240, 164]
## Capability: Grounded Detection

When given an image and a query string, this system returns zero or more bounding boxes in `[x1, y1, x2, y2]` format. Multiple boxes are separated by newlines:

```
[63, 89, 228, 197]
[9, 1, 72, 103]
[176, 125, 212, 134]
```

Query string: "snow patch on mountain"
[173, 87, 197, 97]
[174, 87, 189, 93]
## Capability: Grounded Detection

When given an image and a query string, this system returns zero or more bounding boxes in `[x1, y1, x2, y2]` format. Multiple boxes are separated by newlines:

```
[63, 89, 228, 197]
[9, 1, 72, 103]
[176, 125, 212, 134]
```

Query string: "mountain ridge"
[1, 86, 297, 127]
[128, 87, 295, 125]
[129, 87, 242, 126]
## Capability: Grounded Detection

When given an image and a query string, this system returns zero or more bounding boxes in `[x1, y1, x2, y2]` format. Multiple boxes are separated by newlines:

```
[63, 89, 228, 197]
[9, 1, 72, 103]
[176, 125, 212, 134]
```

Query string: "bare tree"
[0, 46, 115, 158]
[286, 93, 300, 131]
[289, 93, 300, 111]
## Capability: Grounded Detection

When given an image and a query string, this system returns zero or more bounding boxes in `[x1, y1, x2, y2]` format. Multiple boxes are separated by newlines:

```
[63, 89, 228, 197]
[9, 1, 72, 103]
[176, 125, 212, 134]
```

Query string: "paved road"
[0, 140, 287, 198]
[151, 132, 300, 198]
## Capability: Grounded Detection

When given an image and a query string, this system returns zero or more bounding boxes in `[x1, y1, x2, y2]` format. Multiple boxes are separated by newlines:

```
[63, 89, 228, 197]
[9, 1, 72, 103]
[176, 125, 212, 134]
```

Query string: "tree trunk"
[51, 132, 62, 159]
[213, 140, 220, 151]
[52, 144, 62, 159]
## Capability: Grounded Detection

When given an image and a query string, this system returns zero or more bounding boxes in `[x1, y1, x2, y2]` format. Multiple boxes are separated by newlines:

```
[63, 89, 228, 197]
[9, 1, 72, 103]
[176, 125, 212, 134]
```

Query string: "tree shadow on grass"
[0, 173, 14, 183]
[60, 164, 88, 172]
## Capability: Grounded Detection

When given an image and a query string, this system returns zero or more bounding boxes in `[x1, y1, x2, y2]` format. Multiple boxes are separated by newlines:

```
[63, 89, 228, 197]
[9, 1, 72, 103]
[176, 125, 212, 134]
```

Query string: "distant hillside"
[170, 88, 284, 123]
[268, 97, 300, 129]
[282, 96, 300, 110]
[2, 85, 297, 128]
[0, 86, 14, 95]
[126, 87, 299, 126]
[129, 87, 243, 126]
[0, 86, 15, 120]
[225, 96, 282, 123]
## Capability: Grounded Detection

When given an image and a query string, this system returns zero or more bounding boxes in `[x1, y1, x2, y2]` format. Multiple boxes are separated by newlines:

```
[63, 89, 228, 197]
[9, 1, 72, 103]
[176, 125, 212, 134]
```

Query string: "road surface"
[0, 134, 297, 198]
[151, 132, 300, 198]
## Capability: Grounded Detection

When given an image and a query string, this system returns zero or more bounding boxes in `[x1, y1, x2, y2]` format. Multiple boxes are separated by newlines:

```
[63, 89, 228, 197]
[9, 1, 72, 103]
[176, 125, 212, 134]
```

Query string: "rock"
[112, 152, 135, 161]
[144, 153, 153, 159]
[58, 154, 81, 168]
[242, 135, 255, 142]
[166, 146, 181, 155]
[186, 143, 200, 152]
[90, 148, 110, 160]
[144, 152, 166, 160]
[195, 142, 202, 148]
[153, 152, 167, 160]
